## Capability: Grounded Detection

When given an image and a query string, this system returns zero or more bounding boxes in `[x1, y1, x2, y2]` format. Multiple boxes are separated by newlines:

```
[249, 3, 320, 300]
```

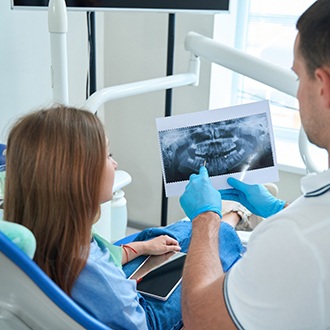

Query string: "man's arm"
[181, 212, 237, 330]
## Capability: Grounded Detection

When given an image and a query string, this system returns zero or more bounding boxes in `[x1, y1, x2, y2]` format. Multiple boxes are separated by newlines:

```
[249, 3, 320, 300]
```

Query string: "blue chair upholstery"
[0, 231, 113, 329]
[0, 143, 5, 171]
[113, 232, 139, 246]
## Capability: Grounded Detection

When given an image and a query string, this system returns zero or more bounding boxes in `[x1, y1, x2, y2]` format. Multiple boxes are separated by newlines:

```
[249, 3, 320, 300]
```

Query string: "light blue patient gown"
[72, 220, 243, 330]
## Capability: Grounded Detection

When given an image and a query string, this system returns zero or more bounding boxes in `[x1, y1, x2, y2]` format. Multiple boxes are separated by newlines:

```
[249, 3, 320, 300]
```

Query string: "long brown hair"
[4, 105, 106, 295]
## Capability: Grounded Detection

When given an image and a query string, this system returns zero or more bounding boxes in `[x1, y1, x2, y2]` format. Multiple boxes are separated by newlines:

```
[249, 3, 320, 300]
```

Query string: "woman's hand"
[142, 235, 181, 255]
[122, 235, 181, 264]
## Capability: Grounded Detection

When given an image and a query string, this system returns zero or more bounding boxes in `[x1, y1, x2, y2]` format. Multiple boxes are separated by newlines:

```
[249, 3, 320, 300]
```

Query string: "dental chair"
[0, 229, 112, 330]
[0, 217, 139, 330]
[0, 164, 133, 329]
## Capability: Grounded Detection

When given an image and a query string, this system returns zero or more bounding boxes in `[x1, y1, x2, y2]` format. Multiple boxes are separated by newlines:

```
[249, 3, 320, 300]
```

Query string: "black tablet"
[129, 252, 186, 301]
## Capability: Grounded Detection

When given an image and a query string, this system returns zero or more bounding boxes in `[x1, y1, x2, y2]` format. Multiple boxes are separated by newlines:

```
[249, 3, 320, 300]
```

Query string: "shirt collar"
[301, 169, 330, 197]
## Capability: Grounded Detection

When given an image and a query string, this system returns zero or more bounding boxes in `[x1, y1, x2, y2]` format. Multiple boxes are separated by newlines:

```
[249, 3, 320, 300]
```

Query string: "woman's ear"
[315, 66, 330, 109]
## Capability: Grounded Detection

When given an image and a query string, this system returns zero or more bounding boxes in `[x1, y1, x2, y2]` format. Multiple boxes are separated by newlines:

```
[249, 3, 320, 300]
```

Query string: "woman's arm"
[121, 235, 181, 264]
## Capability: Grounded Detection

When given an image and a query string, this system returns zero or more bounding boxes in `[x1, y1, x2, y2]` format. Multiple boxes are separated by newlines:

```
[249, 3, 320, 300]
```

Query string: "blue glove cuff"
[190, 206, 222, 221]
[274, 199, 286, 214]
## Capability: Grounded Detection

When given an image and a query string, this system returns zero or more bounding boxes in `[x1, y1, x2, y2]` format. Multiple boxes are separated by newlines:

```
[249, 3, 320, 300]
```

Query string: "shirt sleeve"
[224, 219, 323, 330]
[92, 231, 123, 268]
[72, 242, 147, 330]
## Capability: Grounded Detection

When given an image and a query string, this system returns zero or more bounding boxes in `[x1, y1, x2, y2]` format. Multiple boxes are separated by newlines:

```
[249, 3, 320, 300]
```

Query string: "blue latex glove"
[220, 177, 286, 218]
[180, 166, 222, 220]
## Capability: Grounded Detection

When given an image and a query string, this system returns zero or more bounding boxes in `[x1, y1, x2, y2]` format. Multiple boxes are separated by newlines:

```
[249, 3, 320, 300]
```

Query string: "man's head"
[293, 0, 330, 152]
[296, 0, 330, 78]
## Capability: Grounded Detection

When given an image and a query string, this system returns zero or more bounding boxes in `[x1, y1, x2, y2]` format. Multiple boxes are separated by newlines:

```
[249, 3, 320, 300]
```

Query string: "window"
[211, 0, 327, 173]
[239, 0, 315, 132]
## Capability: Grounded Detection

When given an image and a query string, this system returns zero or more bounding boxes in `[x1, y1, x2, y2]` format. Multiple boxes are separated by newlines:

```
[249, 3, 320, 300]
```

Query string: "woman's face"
[99, 138, 118, 204]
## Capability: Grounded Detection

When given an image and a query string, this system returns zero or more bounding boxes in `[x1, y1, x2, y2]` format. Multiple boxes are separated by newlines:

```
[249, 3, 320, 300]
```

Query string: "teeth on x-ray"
[187, 156, 205, 169]
[159, 113, 274, 183]
[183, 142, 249, 175]
[175, 128, 254, 175]
[194, 138, 236, 156]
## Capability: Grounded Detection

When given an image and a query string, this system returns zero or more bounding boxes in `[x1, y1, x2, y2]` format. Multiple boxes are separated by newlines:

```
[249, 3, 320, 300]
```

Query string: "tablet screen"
[130, 252, 186, 301]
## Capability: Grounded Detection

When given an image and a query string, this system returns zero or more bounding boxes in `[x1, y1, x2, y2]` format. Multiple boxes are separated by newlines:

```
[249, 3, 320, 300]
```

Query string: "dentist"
[180, 1, 330, 329]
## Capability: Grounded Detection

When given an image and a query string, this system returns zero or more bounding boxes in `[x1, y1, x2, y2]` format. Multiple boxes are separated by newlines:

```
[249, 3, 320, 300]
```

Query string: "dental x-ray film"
[156, 100, 279, 197]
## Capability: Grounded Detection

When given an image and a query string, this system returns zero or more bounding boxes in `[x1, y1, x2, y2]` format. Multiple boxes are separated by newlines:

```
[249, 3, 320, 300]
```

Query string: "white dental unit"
[48, 0, 318, 242]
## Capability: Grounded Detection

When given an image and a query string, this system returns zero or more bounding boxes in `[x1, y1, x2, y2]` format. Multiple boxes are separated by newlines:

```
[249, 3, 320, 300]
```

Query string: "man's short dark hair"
[297, 0, 330, 78]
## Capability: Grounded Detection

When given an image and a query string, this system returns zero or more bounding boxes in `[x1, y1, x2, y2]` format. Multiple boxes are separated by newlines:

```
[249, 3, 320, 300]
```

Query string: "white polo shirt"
[224, 169, 330, 329]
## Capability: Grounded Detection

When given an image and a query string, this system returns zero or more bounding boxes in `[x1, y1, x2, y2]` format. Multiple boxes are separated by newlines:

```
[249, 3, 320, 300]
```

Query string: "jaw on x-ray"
[158, 113, 274, 184]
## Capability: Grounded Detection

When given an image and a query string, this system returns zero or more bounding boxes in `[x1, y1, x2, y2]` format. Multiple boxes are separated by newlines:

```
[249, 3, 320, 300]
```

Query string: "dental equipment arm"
[184, 32, 320, 174]
[185, 32, 298, 97]
[48, 0, 69, 105]
[84, 69, 199, 114]
[47, 0, 319, 175]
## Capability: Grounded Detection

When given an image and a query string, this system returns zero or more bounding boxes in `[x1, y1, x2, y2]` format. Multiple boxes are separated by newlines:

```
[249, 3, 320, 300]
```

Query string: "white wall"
[1, 2, 304, 229]
[102, 11, 217, 227]
[101, 9, 305, 228]
[0, 2, 216, 229]
[277, 170, 303, 202]
[0, 2, 104, 143]
[1, 2, 50, 142]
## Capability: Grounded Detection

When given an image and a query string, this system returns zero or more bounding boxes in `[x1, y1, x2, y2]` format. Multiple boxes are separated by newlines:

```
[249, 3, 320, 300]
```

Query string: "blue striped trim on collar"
[304, 183, 330, 198]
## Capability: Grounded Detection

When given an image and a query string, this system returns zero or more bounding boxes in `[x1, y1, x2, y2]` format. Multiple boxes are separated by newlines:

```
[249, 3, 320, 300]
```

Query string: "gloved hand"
[220, 177, 286, 218]
[180, 166, 222, 220]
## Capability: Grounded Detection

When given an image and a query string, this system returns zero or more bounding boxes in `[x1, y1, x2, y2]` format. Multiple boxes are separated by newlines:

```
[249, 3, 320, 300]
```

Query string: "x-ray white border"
[156, 100, 279, 197]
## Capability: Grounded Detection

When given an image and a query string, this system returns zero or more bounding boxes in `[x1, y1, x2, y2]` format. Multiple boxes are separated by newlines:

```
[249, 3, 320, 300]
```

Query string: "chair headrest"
[0, 215, 36, 259]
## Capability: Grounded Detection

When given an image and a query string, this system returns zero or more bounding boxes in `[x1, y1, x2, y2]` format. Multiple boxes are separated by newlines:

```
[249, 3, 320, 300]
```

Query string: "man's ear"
[315, 66, 330, 109]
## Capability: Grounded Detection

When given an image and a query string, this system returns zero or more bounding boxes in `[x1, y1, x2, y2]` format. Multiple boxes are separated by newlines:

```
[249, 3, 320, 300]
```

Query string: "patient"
[3, 105, 243, 330]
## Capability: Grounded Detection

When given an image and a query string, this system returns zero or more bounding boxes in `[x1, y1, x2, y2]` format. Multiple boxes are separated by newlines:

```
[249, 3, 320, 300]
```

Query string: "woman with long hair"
[3, 105, 243, 329]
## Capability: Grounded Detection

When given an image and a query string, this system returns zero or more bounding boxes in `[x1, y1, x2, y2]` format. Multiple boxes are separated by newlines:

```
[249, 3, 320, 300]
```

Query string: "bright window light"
[211, 0, 326, 172]
[239, 0, 315, 131]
